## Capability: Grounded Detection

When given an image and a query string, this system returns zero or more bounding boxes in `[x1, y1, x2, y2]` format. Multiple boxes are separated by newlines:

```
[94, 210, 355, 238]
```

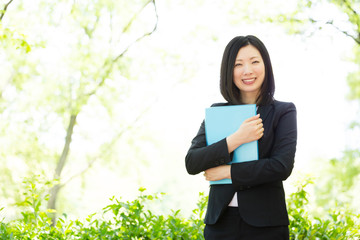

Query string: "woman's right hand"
[226, 114, 264, 153]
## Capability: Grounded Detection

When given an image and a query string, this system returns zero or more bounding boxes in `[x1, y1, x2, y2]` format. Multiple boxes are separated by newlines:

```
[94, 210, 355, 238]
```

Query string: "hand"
[203, 165, 231, 181]
[226, 114, 264, 153]
[237, 114, 264, 143]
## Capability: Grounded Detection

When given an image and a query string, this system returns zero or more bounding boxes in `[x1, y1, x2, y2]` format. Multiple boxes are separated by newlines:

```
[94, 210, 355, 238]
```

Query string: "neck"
[241, 92, 258, 105]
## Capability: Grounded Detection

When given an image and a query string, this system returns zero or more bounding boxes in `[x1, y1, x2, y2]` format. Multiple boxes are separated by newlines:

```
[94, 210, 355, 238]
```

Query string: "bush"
[0, 177, 359, 239]
[287, 178, 360, 239]
[0, 181, 207, 240]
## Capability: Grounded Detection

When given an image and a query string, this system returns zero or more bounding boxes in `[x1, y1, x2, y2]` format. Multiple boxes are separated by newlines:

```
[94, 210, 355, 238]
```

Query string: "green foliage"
[0, 0, 159, 217]
[1, 177, 359, 239]
[309, 149, 360, 215]
[347, 45, 360, 100]
[0, 23, 31, 53]
[287, 178, 313, 237]
[259, 0, 360, 42]
[16, 175, 55, 218]
[287, 178, 360, 239]
[0, 179, 207, 239]
[328, 150, 360, 191]
[262, 0, 360, 104]
[328, 0, 360, 34]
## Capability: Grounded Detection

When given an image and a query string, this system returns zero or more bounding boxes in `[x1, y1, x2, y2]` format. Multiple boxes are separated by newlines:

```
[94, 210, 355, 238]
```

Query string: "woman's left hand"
[204, 165, 231, 181]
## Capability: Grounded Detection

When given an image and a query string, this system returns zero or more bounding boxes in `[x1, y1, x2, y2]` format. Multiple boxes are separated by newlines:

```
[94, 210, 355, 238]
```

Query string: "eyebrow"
[235, 56, 261, 62]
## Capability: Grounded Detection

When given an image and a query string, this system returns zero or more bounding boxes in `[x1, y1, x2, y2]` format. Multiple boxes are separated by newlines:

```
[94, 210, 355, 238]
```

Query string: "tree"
[45, 0, 159, 220]
[264, 0, 360, 98]
[259, 0, 360, 211]
[0, 0, 14, 21]
[0, 0, 30, 53]
[0, 0, 158, 222]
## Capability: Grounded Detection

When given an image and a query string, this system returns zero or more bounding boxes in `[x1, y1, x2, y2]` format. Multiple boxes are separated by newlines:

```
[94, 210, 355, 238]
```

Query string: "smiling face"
[233, 44, 265, 104]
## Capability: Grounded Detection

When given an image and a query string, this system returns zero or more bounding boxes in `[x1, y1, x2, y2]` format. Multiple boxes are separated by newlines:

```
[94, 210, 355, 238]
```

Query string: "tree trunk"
[47, 114, 77, 223]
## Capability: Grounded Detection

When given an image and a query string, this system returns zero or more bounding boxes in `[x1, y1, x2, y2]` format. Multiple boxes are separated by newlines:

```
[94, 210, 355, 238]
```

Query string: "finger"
[255, 127, 263, 136]
[244, 114, 260, 122]
[248, 117, 262, 126]
[258, 128, 264, 138]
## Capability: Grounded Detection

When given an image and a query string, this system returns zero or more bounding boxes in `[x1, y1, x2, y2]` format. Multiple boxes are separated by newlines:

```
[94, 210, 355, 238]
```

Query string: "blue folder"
[205, 104, 259, 185]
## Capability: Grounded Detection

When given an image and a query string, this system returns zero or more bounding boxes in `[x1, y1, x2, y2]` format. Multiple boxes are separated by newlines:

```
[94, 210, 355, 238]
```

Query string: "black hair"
[219, 35, 275, 106]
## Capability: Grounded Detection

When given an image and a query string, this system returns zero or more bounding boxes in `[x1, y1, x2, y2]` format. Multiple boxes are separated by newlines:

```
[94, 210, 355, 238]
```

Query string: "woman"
[185, 35, 297, 239]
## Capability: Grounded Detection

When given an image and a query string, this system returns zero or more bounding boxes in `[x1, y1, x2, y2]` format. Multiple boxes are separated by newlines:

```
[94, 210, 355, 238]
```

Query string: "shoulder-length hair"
[219, 35, 275, 106]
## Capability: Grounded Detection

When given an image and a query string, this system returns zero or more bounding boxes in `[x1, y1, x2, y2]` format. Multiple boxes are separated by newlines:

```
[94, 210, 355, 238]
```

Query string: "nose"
[243, 64, 253, 74]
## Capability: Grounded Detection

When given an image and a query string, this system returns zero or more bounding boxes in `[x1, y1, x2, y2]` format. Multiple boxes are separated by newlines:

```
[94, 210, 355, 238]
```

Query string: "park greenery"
[1, 0, 360, 238]
[0, 176, 359, 239]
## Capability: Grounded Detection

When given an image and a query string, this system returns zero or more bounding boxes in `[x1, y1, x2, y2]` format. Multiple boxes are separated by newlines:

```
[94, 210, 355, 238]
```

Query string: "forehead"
[236, 45, 262, 60]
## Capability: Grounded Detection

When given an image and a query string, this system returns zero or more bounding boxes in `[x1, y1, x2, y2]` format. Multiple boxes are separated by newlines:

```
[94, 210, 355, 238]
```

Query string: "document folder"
[205, 104, 258, 185]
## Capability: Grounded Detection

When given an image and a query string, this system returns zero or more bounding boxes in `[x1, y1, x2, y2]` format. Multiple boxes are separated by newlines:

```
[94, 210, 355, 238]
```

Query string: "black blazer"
[185, 100, 297, 227]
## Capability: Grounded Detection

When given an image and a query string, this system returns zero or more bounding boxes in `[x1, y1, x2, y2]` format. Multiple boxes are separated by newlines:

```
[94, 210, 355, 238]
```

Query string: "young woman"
[185, 35, 297, 240]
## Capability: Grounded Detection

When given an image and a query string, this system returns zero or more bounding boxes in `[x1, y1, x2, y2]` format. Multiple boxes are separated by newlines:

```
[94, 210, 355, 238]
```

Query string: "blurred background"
[0, 0, 359, 221]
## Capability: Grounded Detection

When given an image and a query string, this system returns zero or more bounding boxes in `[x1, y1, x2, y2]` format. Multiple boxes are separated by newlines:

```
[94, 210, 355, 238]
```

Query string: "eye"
[234, 63, 242, 67]
[252, 60, 260, 64]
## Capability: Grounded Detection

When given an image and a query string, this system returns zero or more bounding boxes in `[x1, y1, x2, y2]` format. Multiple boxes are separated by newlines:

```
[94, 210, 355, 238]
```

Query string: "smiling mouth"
[242, 78, 256, 85]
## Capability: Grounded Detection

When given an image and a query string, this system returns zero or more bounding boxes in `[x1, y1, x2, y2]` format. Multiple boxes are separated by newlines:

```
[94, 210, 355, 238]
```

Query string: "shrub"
[0, 182, 207, 239]
[287, 178, 360, 239]
[0, 177, 359, 239]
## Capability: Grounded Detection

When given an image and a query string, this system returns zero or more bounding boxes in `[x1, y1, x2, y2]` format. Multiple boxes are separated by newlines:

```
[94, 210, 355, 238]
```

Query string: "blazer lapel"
[257, 102, 273, 123]
[256, 102, 274, 150]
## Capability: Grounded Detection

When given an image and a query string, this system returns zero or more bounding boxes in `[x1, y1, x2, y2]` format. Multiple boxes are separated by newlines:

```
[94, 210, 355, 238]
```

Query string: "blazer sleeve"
[230, 102, 297, 189]
[185, 120, 232, 175]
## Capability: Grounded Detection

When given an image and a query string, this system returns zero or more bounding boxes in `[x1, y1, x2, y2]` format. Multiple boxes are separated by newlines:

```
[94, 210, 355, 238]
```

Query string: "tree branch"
[60, 158, 97, 188]
[60, 96, 157, 187]
[0, 0, 14, 21]
[121, 0, 152, 33]
[342, 0, 359, 18]
[325, 20, 360, 45]
[306, 16, 360, 45]
[113, 0, 158, 63]
[56, 0, 159, 187]
[84, 15, 100, 38]
[46, 1, 159, 223]
[84, 0, 158, 98]
[61, 78, 183, 188]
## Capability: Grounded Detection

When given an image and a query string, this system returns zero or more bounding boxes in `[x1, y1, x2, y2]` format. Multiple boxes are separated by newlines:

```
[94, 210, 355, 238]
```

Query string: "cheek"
[258, 65, 265, 76]
[254, 67, 265, 80]
[233, 69, 243, 80]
